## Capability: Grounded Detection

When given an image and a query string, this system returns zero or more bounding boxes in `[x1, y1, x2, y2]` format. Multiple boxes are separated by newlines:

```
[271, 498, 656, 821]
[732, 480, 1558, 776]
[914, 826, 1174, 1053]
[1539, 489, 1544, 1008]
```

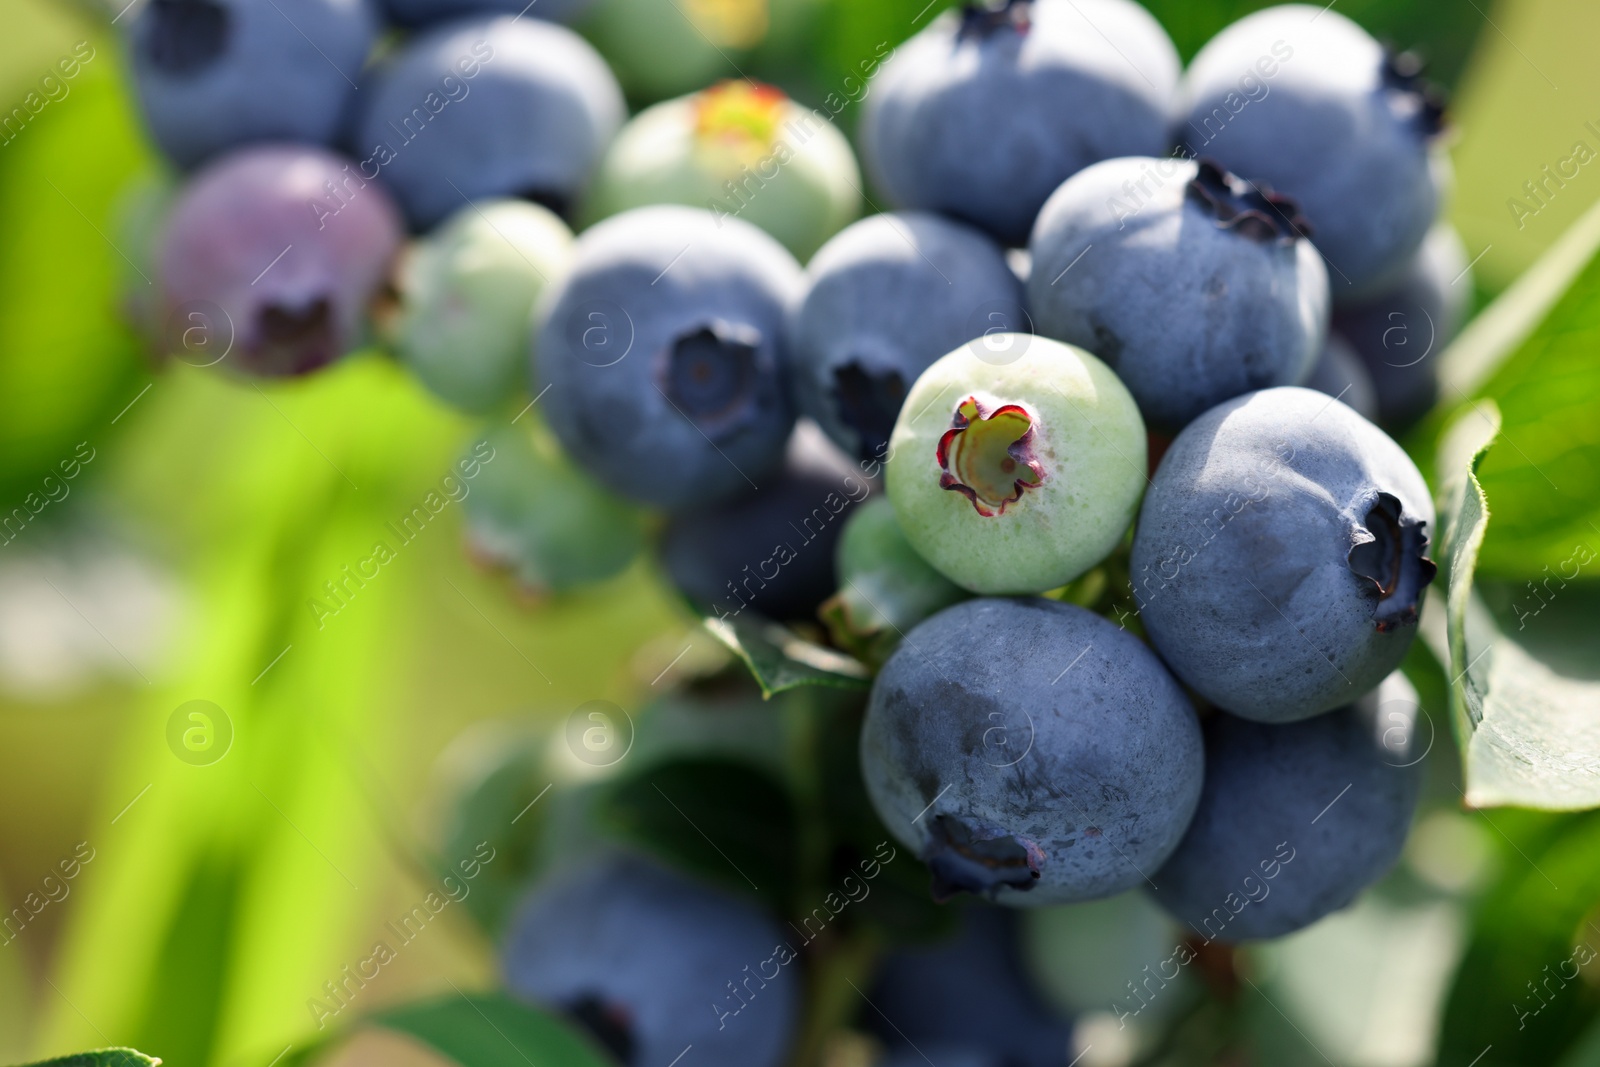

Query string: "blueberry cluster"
[120, 0, 1461, 1062]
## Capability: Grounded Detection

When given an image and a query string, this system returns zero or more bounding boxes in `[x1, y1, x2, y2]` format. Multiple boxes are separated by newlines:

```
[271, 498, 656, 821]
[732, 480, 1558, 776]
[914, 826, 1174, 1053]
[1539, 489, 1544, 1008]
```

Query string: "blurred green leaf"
[15, 1052, 160, 1067]
[1428, 195, 1600, 580]
[1435, 402, 1600, 810]
[0, 39, 151, 504]
[1436, 811, 1600, 1067]
[598, 756, 801, 913]
[433, 725, 552, 940]
[279, 993, 615, 1067]
[705, 615, 869, 698]
[366, 994, 616, 1067]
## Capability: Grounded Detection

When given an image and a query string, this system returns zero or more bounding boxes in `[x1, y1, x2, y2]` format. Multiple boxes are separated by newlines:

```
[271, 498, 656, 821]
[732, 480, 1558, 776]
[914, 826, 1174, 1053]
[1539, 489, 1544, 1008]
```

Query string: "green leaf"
[368, 994, 617, 1067]
[1435, 401, 1600, 810]
[1435, 811, 1600, 1067]
[279, 993, 615, 1067]
[15, 1052, 160, 1067]
[704, 614, 870, 698]
[1431, 194, 1600, 579]
[598, 756, 801, 913]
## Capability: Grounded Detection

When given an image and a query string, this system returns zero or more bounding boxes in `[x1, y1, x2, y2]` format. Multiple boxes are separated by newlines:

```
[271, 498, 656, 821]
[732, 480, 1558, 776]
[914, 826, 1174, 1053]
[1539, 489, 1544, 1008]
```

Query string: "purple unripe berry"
[158, 144, 403, 377]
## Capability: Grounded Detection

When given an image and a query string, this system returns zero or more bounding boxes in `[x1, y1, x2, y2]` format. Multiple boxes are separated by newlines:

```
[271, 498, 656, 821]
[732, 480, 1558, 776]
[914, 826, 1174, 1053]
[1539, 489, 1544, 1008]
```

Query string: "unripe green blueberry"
[885, 335, 1146, 594]
[464, 420, 648, 595]
[820, 496, 967, 667]
[581, 80, 860, 261]
[391, 199, 574, 413]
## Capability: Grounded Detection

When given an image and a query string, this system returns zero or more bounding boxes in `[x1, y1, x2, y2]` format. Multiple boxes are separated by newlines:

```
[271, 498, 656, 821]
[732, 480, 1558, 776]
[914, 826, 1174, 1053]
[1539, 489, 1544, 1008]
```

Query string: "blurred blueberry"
[1305, 334, 1378, 422]
[868, 905, 1073, 1067]
[353, 15, 623, 229]
[659, 422, 867, 623]
[1333, 223, 1472, 432]
[389, 199, 574, 413]
[504, 852, 800, 1067]
[158, 144, 403, 376]
[861, 0, 1180, 246]
[124, 0, 379, 169]
[1028, 157, 1328, 432]
[1174, 5, 1450, 295]
[380, 0, 590, 29]
[789, 211, 1026, 462]
[534, 205, 803, 511]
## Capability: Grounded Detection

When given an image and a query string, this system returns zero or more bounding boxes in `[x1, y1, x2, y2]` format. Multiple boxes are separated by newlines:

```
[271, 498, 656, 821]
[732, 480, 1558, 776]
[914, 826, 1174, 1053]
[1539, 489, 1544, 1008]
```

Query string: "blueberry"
[379, 0, 589, 29]
[1175, 5, 1450, 295]
[353, 15, 623, 229]
[1028, 157, 1329, 432]
[1332, 223, 1472, 432]
[1305, 333, 1378, 422]
[819, 496, 969, 667]
[124, 0, 379, 170]
[580, 0, 804, 101]
[389, 199, 574, 413]
[503, 852, 800, 1067]
[1149, 673, 1424, 941]
[860, 597, 1204, 905]
[464, 421, 647, 595]
[867, 905, 1073, 1067]
[860, 0, 1180, 246]
[158, 144, 403, 377]
[584, 81, 861, 262]
[1130, 386, 1437, 723]
[790, 211, 1026, 462]
[885, 336, 1147, 595]
[534, 206, 803, 511]
[659, 422, 868, 623]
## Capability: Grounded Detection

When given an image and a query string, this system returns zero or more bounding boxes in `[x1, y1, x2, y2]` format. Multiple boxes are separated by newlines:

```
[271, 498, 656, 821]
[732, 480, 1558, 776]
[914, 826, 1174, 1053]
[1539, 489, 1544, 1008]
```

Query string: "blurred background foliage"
[0, 0, 1598, 1065]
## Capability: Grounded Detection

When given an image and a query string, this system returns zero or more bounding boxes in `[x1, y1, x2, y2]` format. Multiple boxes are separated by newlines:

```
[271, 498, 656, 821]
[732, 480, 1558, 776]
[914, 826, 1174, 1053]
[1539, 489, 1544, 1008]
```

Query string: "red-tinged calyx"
[922, 814, 1042, 902]
[1347, 492, 1438, 631]
[694, 80, 788, 155]
[1187, 159, 1311, 244]
[937, 396, 1044, 516]
[958, 0, 1032, 41]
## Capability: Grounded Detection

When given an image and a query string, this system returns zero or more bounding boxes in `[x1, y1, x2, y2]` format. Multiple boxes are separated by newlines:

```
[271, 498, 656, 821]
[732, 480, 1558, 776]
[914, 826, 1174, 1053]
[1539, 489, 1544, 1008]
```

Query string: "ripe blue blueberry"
[1149, 674, 1424, 941]
[353, 16, 623, 229]
[503, 852, 800, 1067]
[534, 206, 804, 511]
[1130, 386, 1437, 723]
[1333, 223, 1472, 432]
[860, 597, 1204, 905]
[1028, 157, 1329, 432]
[659, 423, 869, 623]
[789, 211, 1026, 462]
[124, 0, 379, 170]
[860, 0, 1180, 246]
[1305, 334, 1378, 423]
[1174, 5, 1450, 295]
[158, 144, 403, 377]
[379, 0, 589, 29]
[867, 905, 1073, 1067]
